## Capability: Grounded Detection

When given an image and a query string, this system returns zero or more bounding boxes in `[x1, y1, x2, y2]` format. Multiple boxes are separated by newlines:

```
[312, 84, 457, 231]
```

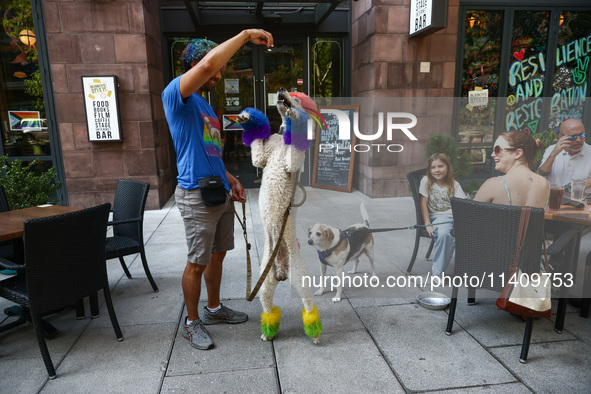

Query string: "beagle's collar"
[317, 229, 353, 265]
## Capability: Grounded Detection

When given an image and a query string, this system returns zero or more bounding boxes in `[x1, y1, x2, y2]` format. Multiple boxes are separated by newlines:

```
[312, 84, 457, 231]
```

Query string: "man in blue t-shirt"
[162, 30, 274, 350]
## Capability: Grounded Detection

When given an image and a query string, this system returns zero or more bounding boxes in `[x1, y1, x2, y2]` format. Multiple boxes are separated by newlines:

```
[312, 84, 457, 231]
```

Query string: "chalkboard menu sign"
[312, 105, 359, 192]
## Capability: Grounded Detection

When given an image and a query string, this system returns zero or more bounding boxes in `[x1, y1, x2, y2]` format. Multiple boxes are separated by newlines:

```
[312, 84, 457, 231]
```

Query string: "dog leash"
[365, 221, 455, 233]
[234, 172, 303, 302]
[235, 183, 451, 298]
[317, 221, 455, 263]
[233, 200, 252, 297]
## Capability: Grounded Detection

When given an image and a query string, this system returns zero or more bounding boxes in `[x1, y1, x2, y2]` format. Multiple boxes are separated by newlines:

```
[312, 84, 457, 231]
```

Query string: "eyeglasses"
[493, 145, 518, 155]
[564, 132, 586, 141]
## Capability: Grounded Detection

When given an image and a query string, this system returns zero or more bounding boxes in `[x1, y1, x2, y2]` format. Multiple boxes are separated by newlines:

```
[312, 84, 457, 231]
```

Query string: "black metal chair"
[446, 198, 578, 363]
[0, 203, 123, 379]
[406, 168, 434, 273]
[106, 179, 158, 292]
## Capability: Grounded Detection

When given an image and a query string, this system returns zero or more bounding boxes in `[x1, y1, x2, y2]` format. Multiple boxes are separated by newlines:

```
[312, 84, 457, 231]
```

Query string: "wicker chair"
[406, 168, 434, 273]
[446, 198, 578, 363]
[106, 179, 158, 292]
[0, 203, 123, 379]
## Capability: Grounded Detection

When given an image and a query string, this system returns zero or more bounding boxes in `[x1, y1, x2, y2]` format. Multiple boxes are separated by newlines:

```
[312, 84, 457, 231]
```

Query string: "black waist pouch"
[198, 176, 227, 206]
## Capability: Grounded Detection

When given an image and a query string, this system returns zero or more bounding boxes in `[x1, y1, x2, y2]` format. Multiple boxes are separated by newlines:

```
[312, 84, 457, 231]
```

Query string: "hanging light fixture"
[468, 16, 476, 29]
[559, 15, 565, 27]
[18, 29, 36, 46]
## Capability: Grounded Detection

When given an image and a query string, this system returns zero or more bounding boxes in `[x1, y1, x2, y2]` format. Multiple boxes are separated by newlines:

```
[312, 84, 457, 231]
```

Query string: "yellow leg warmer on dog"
[261, 306, 281, 339]
[302, 305, 322, 338]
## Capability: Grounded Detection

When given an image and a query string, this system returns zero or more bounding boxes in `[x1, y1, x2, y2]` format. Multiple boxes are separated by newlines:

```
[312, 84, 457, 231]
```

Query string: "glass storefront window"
[505, 10, 550, 134]
[311, 37, 344, 98]
[457, 6, 591, 174]
[458, 10, 504, 144]
[264, 43, 304, 131]
[549, 11, 591, 130]
[215, 44, 255, 163]
[170, 38, 191, 79]
[0, 0, 50, 158]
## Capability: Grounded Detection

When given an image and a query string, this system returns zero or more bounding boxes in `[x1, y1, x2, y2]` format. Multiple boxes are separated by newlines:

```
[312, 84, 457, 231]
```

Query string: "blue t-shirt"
[162, 76, 229, 191]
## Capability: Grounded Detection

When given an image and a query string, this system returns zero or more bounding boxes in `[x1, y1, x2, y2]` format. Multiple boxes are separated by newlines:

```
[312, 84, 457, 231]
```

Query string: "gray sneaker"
[202, 304, 248, 325]
[183, 318, 214, 350]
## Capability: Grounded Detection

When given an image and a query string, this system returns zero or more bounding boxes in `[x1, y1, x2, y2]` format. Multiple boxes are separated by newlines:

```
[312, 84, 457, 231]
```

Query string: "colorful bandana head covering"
[180, 39, 218, 72]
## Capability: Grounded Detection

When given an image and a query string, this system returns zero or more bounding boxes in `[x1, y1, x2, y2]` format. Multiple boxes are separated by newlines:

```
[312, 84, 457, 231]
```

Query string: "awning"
[182, 0, 348, 28]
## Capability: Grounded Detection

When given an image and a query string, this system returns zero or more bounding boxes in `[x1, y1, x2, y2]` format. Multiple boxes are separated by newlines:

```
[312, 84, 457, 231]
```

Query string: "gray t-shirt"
[419, 176, 466, 218]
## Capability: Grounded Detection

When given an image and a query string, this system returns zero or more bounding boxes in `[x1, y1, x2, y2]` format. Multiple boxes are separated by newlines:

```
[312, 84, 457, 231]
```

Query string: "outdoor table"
[544, 204, 591, 226]
[544, 203, 591, 331]
[0, 205, 80, 242]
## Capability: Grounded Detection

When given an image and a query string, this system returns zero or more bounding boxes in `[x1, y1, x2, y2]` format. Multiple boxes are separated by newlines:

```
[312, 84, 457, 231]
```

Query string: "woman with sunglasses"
[474, 131, 549, 208]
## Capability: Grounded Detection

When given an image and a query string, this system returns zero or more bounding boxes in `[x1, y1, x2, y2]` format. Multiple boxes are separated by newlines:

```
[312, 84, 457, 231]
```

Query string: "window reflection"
[549, 11, 591, 130]
[264, 43, 304, 131]
[505, 11, 550, 134]
[458, 10, 504, 144]
[0, 0, 49, 157]
[312, 38, 344, 98]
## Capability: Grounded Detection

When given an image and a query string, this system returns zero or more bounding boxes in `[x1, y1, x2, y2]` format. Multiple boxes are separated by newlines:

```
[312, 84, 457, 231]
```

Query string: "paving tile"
[0, 307, 91, 360]
[274, 330, 405, 393]
[91, 275, 184, 327]
[40, 323, 175, 393]
[443, 383, 531, 393]
[161, 367, 278, 393]
[491, 340, 591, 392]
[450, 298, 576, 347]
[167, 300, 275, 376]
[0, 357, 50, 393]
[357, 303, 517, 391]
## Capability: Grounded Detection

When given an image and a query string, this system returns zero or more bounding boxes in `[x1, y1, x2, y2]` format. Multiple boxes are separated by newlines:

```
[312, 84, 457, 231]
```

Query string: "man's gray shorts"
[174, 185, 234, 265]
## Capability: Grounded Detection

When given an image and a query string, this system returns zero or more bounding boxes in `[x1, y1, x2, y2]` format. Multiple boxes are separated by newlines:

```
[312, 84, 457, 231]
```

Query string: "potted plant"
[0, 155, 61, 209]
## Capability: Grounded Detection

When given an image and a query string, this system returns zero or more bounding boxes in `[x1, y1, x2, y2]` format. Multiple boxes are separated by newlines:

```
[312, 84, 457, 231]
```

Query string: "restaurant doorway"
[210, 39, 306, 188]
[167, 34, 346, 188]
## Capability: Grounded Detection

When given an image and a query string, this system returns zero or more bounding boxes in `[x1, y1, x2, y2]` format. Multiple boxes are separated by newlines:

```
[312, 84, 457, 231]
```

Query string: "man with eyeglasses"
[537, 118, 591, 190]
[537, 119, 591, 313]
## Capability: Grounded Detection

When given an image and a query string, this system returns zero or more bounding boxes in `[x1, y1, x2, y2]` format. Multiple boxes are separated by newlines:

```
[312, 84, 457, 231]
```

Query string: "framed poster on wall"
[81, 75, 122, 142]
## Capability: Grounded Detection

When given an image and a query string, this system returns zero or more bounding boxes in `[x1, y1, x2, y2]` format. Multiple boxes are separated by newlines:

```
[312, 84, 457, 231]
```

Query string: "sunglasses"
[563, 132, 586, 141]
[493, 146, 518, 155]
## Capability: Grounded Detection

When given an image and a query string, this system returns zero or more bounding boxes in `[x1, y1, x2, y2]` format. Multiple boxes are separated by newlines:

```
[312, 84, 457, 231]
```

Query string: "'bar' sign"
[409, 0, 448, 38]
[82, 75, 123, 142]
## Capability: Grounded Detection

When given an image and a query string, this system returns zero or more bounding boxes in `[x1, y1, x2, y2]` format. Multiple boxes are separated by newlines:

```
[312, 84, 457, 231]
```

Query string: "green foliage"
[312, 39, 335, 97]
[24, 70, 44, 112]
[463, 179, 484, 198]
[531, 128, 558, 163]
[425, 135, 474, 180]
[2, 0, 43, 114]
[2, 0, 37, 64]
[0, 156, 61, 209]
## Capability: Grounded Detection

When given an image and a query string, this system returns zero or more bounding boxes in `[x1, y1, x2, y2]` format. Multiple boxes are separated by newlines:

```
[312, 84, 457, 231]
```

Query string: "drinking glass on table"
[571, 178, 586, 202]
[549, 184, 564, 210]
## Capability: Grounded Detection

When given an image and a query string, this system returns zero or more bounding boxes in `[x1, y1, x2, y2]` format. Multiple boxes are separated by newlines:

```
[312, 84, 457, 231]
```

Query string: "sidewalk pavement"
[1, 187, 590, 393]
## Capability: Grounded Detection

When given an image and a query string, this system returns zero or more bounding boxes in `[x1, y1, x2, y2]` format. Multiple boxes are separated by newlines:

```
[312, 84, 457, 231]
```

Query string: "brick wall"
[43, 0, 169, 209]
[351, 0, 460, 197]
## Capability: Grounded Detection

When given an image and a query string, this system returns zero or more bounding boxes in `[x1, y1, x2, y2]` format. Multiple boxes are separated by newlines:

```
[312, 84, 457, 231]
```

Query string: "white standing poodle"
[238, 88, 322, 344]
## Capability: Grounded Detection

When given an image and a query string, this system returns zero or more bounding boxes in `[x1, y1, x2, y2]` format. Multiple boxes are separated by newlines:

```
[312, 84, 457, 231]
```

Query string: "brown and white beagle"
[307, 203, 376, 302]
